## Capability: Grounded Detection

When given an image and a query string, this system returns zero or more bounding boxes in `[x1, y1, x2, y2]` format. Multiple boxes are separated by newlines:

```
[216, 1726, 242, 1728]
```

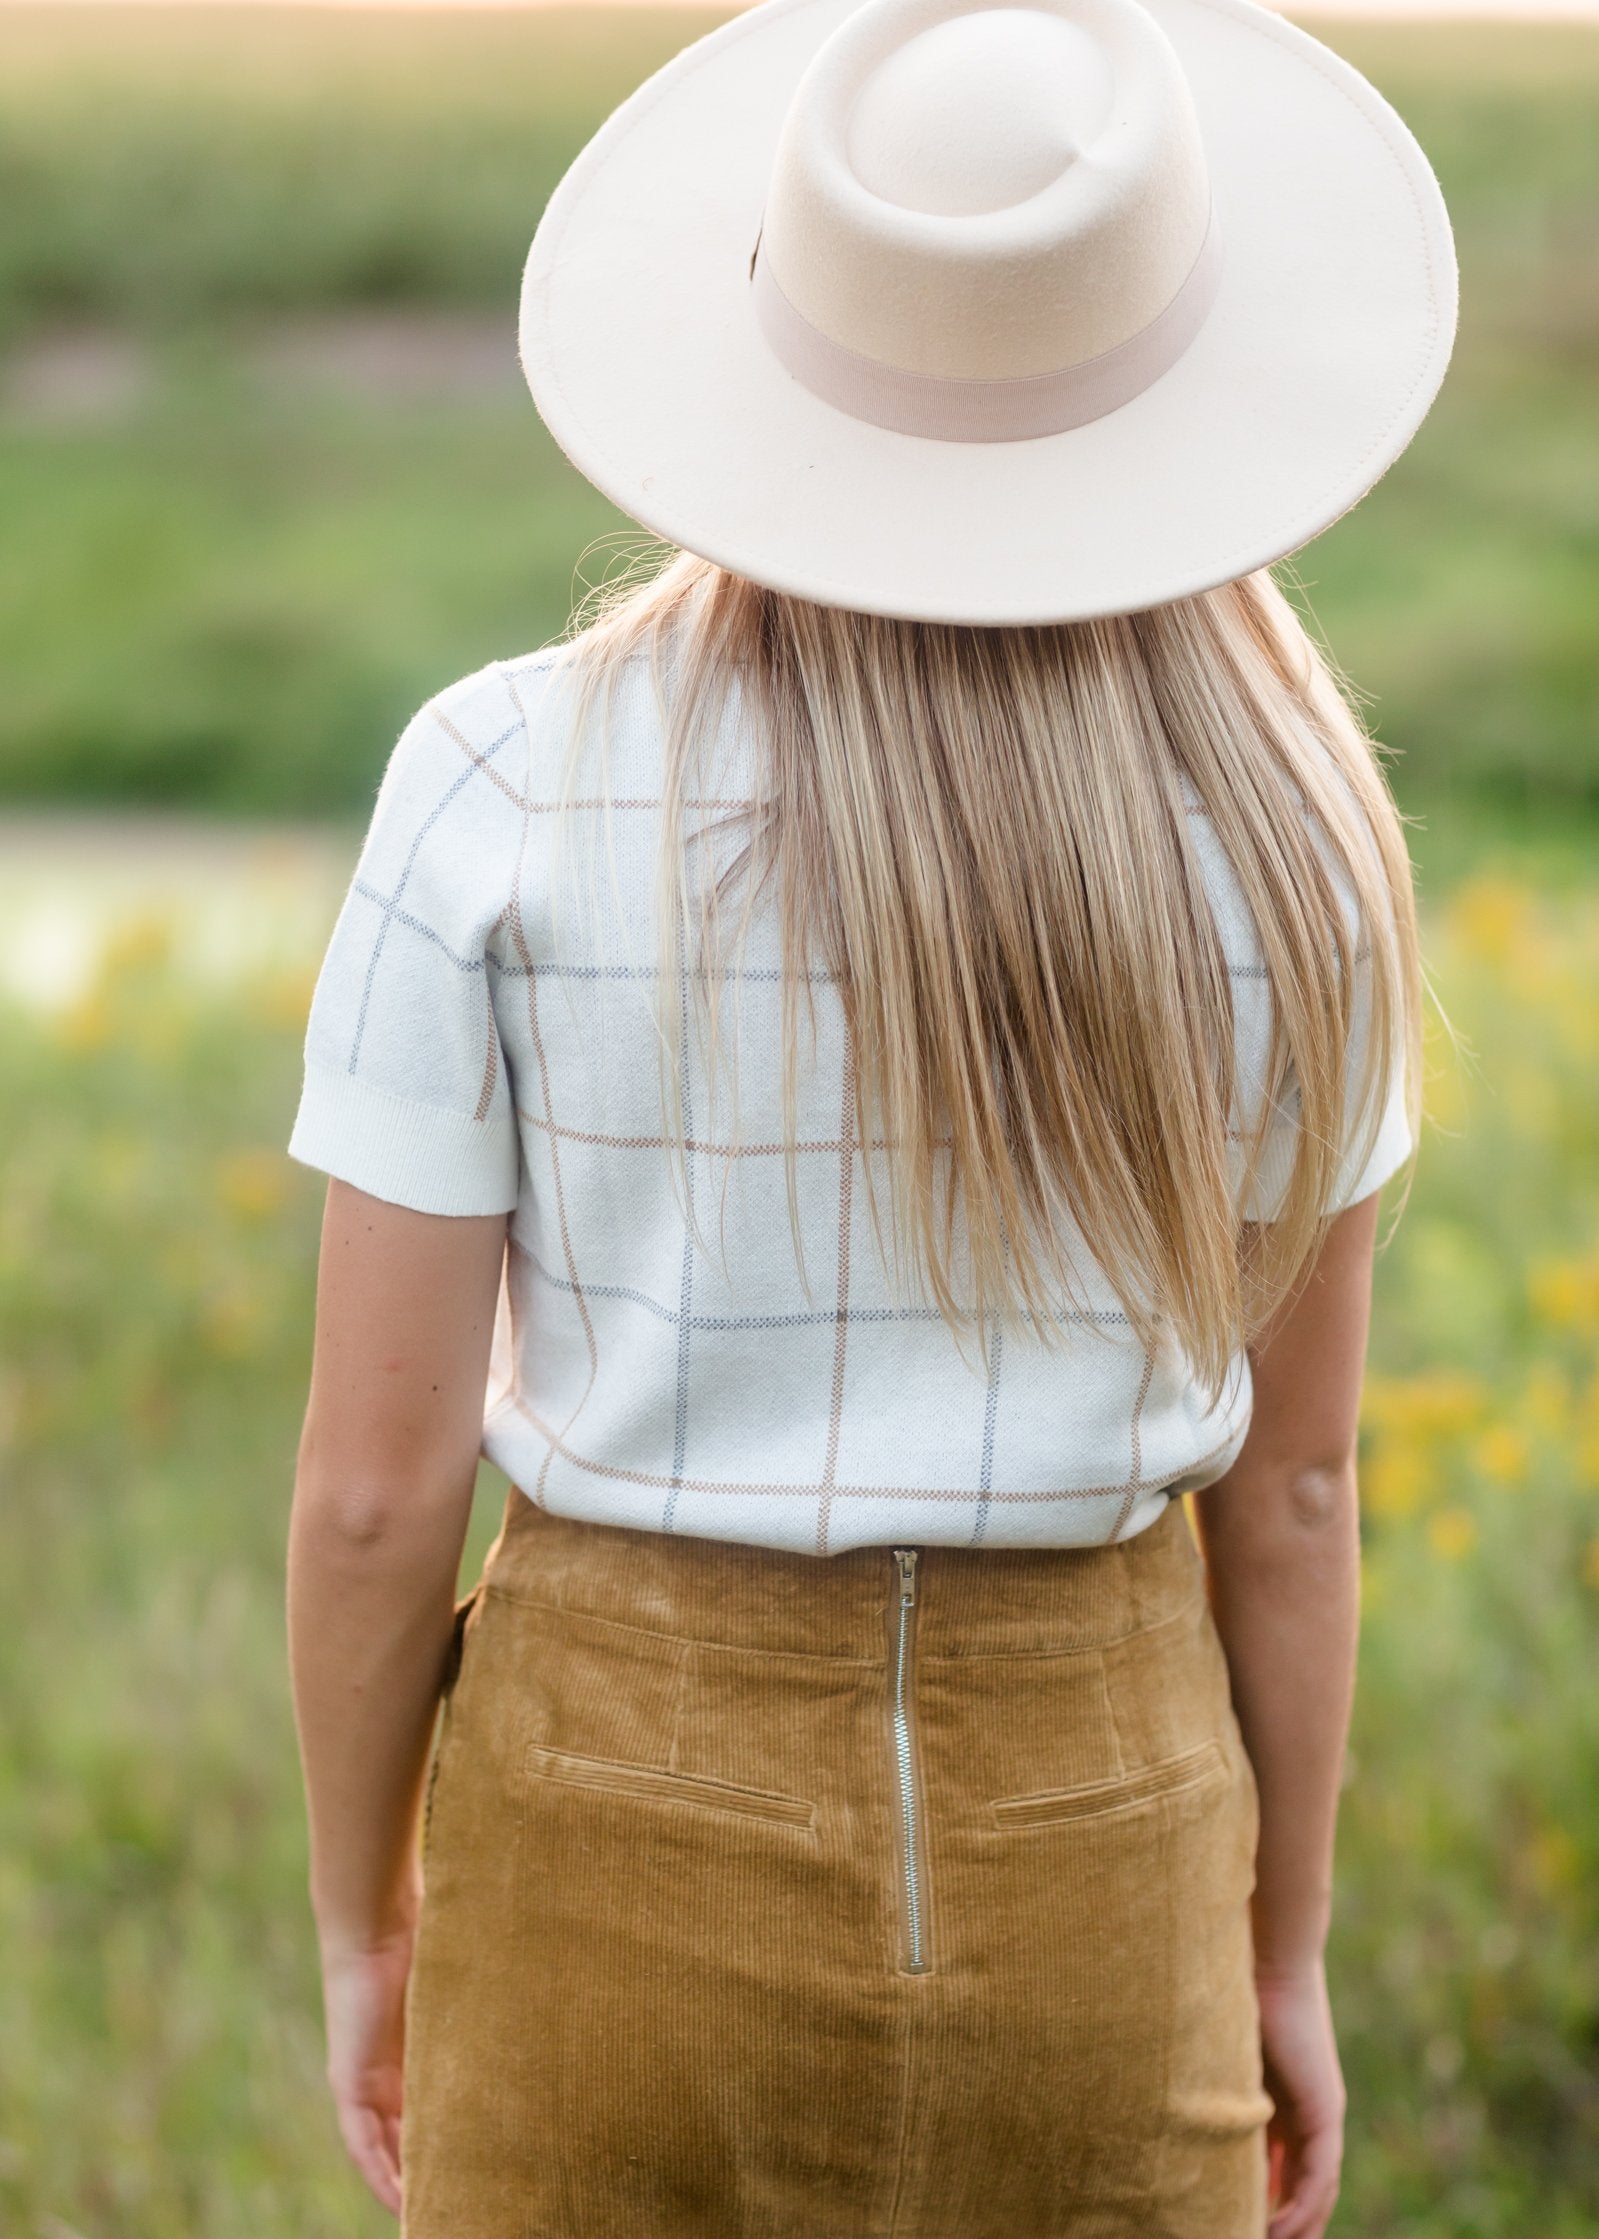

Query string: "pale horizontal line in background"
[0, 813, 356, 1011]
[15, 0, 1599, 18]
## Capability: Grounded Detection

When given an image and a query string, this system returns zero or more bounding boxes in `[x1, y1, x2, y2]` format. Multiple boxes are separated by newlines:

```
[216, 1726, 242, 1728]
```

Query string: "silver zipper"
[890, 1547, 928, 1974]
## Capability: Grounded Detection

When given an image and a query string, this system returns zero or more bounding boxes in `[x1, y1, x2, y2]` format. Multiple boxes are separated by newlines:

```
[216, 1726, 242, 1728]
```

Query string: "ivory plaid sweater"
[287, 645, 1411, 1556]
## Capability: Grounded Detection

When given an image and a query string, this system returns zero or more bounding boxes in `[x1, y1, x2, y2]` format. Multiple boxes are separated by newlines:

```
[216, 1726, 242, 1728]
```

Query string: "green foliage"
[0, 356, 597, 814]
[0, 8, 1595, 820]
[1334, 880, 1599, 2230]
[0, 919, 505, 2232]
[0, 5, 719, 343]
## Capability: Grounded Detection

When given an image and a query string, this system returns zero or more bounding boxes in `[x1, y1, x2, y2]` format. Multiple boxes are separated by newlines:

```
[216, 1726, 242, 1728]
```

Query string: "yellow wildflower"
[53, 992, 112, 1052]
[252, 966, 319, 1034]
[1522, 1365, 1570, 1439]
[215, 1149, 289, 1224]
[1473, 1424, 1529, 1488]
[100, 911, 175, 976]
[1363, 1442, 1436, 1520]
[1446, 878, 1532, 969]
[1363, 1371, 1486, 1442]
[1427, 1507, 1478, 1562]
[1528, 1257, 1599, 1331]
[200, 1288, 262, 1359]
[1530, 1824, 1580, 1897]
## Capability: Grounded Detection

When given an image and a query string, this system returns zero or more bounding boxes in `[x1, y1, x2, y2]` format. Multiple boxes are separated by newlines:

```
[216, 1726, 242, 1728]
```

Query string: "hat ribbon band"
[752, 206, 1222, 444]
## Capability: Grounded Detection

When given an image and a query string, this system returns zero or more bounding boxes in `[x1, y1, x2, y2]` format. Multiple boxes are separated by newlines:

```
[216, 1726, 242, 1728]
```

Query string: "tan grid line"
[516, 1105, 1270, 1159]
[1108, 1345, 1159, 1543]
[472, 944, 502, 1124]
[509, 1392, 1243, 1510]
[815, 1040, 858, 1556]
[518, 1108, 927, 1159]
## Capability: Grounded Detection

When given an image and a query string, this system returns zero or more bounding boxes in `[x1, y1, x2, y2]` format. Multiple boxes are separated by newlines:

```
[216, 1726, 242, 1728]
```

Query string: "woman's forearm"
[287, 1183, 507, 1958]
[1191, 1460, 1361, 1975]
[286, 1471, 472, 1956]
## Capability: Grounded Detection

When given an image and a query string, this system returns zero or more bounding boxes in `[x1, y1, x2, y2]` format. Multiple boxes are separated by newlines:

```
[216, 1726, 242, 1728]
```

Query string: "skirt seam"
[475, 1580, 1209, 1663]
[918, 1586, 1208, 1665]
[480, 1579, 885, 1663]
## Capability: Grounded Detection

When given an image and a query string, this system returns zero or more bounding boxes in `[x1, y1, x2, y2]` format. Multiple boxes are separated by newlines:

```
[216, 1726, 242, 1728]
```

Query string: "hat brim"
[519, 0, 1457, 626]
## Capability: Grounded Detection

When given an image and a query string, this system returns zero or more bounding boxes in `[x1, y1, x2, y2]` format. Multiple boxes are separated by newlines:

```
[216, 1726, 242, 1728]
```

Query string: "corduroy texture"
[401, 1483, 1273, 2237]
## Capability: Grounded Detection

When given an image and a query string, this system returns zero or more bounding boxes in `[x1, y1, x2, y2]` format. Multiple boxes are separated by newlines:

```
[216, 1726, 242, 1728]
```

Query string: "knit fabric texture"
[286, 645, 1412, 1556]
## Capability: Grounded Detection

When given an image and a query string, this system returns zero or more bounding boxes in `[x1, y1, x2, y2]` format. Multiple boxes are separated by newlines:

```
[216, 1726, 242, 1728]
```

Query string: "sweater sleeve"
[1232, 957, 1413, 1222]
[1194, 795, 1415, 1225]
[286, 664, 527, 1216]
[1320, 958, 1414, 1213]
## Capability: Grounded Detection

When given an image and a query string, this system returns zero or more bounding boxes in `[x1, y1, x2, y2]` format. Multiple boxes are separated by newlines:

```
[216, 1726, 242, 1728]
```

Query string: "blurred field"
[2, 877, 1597, 2235]
[1, 4, 1597, 2235]
[0, 6, 1596, 833]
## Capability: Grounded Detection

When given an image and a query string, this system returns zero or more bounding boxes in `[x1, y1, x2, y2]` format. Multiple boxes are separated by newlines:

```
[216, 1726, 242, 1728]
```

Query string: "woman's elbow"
[1280, 1456, 1359, 1534]
[1197, 1448, 1360, 1567]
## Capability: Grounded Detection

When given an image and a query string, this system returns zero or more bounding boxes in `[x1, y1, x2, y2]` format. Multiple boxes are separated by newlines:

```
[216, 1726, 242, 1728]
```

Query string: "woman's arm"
[1190, 1189, 1382, 2239]
[287, 1176, 510, 2213]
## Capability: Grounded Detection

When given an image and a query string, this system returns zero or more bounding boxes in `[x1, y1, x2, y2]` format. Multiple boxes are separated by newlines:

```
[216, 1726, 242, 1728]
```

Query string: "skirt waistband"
[479, 1487, 1202, 1663]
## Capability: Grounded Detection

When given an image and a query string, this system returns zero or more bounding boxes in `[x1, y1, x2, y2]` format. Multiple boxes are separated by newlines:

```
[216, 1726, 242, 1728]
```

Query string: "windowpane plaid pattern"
[287, 647, 1412, 1556]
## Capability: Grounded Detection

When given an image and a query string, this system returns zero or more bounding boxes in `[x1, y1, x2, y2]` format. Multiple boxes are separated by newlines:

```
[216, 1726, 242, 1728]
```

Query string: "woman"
[284, 0, 1457, 2233]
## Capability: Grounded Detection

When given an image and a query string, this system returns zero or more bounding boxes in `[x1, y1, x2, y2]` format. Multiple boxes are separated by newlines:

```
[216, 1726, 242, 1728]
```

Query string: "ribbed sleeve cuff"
[287, 1059, 521, 1216]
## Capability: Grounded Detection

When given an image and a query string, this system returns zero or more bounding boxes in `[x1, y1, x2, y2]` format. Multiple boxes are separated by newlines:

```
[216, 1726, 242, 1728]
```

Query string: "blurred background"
[0, 2, 1595, 2231]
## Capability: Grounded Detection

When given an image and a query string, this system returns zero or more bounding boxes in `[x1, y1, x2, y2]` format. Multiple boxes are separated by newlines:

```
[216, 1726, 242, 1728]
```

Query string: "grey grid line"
[663, 918, 697, 1534]
[520, 1247, 1132, 1334]
[344, 880, 1280, 996]
[969, 1317, 1006, 1548]
[500, 663, 600, 1509]
[485, 960, 838, 987]
[508, 1388, 1244, 1510]
[351, 880, 487, 975]
[346, 710, 523, 1070]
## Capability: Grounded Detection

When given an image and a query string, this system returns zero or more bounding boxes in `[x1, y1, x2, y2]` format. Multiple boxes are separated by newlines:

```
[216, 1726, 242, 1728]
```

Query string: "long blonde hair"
[548, 544, 1421, 1394]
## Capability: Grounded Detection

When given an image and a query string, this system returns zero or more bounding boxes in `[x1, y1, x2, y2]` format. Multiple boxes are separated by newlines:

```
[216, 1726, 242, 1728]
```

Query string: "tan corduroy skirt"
[401, 1485, 1275, 2238]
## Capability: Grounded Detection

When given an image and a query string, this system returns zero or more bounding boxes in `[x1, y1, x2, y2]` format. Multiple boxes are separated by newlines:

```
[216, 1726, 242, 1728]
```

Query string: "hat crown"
[521, 0, 1460, 616]
[846, 10, 1114, 218]
[759, 0, 1214, 386]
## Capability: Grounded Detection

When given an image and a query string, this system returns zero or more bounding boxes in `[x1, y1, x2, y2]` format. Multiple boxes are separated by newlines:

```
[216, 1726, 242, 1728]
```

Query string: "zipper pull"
[894, 1548, 919, 1606]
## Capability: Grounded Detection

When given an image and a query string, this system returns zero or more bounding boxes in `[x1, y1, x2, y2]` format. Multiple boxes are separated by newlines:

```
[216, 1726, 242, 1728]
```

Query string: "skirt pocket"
[526, 1742, 816, 1830]
[989, 1735, 1228, 1830]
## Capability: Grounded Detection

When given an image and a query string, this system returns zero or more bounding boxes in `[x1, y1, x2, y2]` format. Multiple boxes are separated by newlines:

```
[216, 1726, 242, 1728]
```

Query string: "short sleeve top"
[287, 646, 1412, 1557]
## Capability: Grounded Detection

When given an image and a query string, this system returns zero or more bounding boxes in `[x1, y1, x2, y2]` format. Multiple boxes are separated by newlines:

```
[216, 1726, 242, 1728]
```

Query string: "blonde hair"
[549, 544, 1422, 1395]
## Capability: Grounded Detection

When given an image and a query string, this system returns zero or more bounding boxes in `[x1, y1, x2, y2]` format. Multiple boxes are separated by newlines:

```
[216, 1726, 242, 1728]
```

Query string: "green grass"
[2, 881, 1597, 2234]
[0, 5, 724, 341]
[0, 8, 1595, 833]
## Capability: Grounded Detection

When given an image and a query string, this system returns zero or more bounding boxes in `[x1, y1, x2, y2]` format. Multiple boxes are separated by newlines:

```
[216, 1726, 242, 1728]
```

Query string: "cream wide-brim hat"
[519, 0, 1458, 626]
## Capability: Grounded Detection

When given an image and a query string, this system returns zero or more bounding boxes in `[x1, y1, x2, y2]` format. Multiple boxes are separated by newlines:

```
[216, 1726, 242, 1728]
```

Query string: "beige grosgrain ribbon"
[751, 206, 1223, 444]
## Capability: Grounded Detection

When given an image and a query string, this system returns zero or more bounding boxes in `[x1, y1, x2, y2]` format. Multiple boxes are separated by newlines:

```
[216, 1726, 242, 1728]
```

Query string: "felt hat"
[518, 0, 1458, 625]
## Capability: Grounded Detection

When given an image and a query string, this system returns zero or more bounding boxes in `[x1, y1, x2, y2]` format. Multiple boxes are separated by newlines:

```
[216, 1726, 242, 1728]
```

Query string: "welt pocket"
[991, 1738, 1229, 1830]
[525, 1744, 816, 1830]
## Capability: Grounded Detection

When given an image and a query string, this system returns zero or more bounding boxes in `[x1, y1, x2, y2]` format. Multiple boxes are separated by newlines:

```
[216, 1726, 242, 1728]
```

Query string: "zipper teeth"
[892, 1549, 925, 1973]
